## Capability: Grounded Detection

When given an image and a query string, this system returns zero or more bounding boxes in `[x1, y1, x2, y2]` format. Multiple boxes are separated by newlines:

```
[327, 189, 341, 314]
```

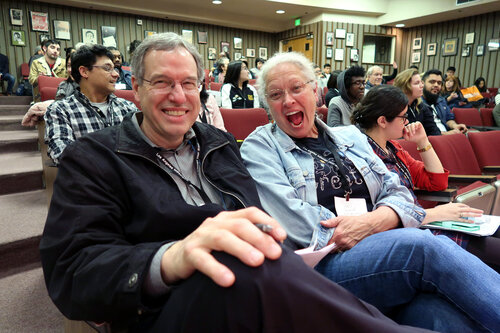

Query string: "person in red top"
[352, 84, 500, 272]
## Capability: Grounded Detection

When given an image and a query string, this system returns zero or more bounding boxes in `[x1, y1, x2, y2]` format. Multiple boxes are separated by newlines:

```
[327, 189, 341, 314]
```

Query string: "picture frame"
[411, 51, 421, 63]
[181, 29, 193, 44]
[54, 20, 71, 40]
[144, 31, 157, 38]
[426, 43, 437, 56]
[82, 29, 97, 44]
[233, 37, 242, 49]
[246, 48, 255, 58]
[350, 48, 359, 62]
[465, 32, 475, 45]
[30, 12, 49, 32]
[346, 33, 354, 47]
[335, 28, 346, 39]
[326, 48, 333, 59]
[334, 48, 344, 61]
[208, 47, 217, 60]
[325, 32, 334, 46]
[476, 44, 484, 56]
[234, 52, 242, 60]
[259, 47, 268, 60]
[10, 9, 23, 26]
[412, 37, 422, 50]
[39, 34, 51, 43]
[488, 38, 499, 51]
[443, 38, 458, 56]
[11, 30, 26, 46]
[221, 41, 230, 54]
[197, 31, 207, 44]
[461, 46, 470, 57]
[101, 26, 117, 47]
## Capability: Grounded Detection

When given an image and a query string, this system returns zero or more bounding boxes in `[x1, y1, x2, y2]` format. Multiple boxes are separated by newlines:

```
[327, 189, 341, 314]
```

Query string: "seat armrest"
[481, 166, 500, 175]
[448, 174, 497, 186]
[414, 188, 457, 202]
[469, 125, 500, 131]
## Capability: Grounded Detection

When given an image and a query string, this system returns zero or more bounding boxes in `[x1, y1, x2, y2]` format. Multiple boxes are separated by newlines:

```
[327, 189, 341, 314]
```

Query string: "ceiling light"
[276, 10, 285, 14]
[212, 0, 222, 4]
[395, 23, 405, 27]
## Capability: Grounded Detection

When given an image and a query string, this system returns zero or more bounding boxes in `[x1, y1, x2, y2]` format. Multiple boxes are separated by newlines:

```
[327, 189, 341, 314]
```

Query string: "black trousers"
[144, 247, 431, 333]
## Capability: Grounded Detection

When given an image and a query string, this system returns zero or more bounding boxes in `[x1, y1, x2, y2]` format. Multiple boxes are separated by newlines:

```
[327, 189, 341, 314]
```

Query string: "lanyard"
[155, 147, 211, 204]
[198, 101, 208, 124]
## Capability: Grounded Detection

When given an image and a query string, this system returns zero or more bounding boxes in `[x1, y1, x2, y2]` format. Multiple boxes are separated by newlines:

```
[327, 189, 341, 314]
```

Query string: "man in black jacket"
[40, 32, 431, 333]
[0, 52, 16, 95]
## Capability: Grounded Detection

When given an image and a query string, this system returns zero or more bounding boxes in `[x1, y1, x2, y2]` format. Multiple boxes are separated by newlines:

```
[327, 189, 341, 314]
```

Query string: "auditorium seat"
[40, 87, 58, 101]
[316, 107, 328, 122]
[210, 82, 223, 91]
[452, 107, 482, 127]
[468, 131, 500, 170]
[488, 87, 498, 96]
[114, 89, 141, 109]
[38, 76, 66, 90]
[480, 108, 495, 127]
[21, 63, 30, 80]
[394, 139, 421, 161]
[219, 108, 269, 141]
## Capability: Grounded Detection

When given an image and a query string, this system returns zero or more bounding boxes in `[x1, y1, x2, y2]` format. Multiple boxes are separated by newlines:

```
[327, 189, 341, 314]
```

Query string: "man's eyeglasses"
[265, 80, 314, 101]
[351, 80, 366, 87]
[395, 113, 409, 121]
[92, 65, 118, 73]
[141, 77, 201, 95]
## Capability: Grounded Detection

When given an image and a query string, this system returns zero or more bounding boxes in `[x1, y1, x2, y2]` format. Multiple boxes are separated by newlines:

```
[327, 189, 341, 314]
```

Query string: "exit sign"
[295, 18, 301, 26]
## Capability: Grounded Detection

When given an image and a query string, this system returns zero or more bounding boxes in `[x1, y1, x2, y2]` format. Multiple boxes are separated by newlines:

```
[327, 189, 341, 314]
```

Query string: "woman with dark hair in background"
[215, 57, 229, 83]
[442, 75, 472, 109]
[474, 77, 488, 93]
[198, 82, 226, 131]
[221, 60, 259, 109]
[324, 69, 342, 107]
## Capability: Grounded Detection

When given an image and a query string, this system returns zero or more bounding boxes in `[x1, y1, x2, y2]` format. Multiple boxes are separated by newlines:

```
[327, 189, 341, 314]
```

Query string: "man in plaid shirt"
[44, 44, 138, 164]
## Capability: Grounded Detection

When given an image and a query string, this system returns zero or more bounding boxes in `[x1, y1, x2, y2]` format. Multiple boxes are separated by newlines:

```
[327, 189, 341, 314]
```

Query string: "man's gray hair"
[131, 32, 204, 85]
[366, 65, 382, 77]
[256, 52, 316, 105]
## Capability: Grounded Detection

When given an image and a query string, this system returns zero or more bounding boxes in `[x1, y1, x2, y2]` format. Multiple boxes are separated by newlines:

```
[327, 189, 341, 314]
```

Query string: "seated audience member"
[314, 64, 327, 106]
[474, 77, 488, 93]
[199, 83, 226, 131]
[323, 63, 331, 80]
[240, 51, 500, 332]
[494, 102, 500, 126]
[352, 85, 500, 273]
[421, 69, 467, 135]
[215, 57, 229, 83]
[444, 66, 462, 87]
[28, 45, 44, 68]
[39, 32, 430, 333]
[212, 51, 230, 78]
[128, 40, 141, 61]
[393, 69, 441, 136]
[44, 44, 137, 164]
[55, 51, 78, 100]
[365, 62, 398, 92]
[29, 39, 67, 102]
[249, 57, 265, 79]
[442, 75, 472, 109]
[409, 65, 419, 70]
[327, 66, 365, 126]
[108, 46, 132, 90]
[325, 70, 342, 107]
[0, 52, 16, 96]
[221, 60, 259, 109]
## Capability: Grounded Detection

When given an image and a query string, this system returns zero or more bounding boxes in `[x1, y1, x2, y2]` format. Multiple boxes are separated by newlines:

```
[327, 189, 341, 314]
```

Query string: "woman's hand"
[422, 203, 483, 225]
[403, 121, 429, 148]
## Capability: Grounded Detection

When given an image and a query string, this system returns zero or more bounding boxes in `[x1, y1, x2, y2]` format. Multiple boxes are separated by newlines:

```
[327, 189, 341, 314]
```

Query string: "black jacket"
[40, 112, 262, 327]
[407, 99, 441, 136]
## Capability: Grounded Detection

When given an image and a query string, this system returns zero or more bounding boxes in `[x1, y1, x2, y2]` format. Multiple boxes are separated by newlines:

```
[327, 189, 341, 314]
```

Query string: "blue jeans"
[315, 228, 500, 332]
[1, 73, 15, 94]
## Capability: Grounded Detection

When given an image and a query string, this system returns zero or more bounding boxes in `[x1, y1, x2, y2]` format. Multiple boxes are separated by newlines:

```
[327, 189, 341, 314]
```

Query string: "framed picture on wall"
[426, 43, 437, 56]
[465, 32, 475, 45]
[461, 46, 470, 57]
[350, 48, 359, 62]
[144, 31, 157, 38]
[11, 30, 26, 46]
[54, 20, 71, 40]
[197, 31, 207, 44]
[234, 52, 242, 60]
[412, 37, 422, 50]
[476, 44, 484, 56]
[443, 38, 458, 56]
[39, 34, 51, 43]
[10, 9, 23, 26]
[346, 33, 355, 47]
[412, 52, 421, 63]
[326, 48, 333, 59]
[82, 29, 97, 44]
[488, 38, 499, 51]
[325, 32, 334, 46]
[334, 48, 344, 61]
[246, 48, 255, 57]
[221, 41, 230, 54]
[182, 29, 193, 44]
[101, 26, 117, 47]
[259, 47, 268, 59]
[208, 47, 217, 60]
[30, 12, 49, 32]
[335, 28, 346, 39]
[233, 37, 242, 49]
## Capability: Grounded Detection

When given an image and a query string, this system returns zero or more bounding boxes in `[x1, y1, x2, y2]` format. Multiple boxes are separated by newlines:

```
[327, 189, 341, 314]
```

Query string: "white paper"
[421, 215, 500, 236]
[295, 242, 337, 268]
[334, 197, 368, 216]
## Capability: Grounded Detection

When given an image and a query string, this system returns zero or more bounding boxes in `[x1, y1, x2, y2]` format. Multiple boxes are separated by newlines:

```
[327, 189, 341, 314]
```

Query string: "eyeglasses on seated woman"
[239, 51, 500, 332]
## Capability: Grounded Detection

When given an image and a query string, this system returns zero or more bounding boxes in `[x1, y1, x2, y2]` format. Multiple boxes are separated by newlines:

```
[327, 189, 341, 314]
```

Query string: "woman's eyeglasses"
[265, 80, 314, 101]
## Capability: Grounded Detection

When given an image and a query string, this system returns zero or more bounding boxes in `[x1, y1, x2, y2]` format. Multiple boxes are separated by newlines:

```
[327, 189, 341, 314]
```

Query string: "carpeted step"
[0, 115, 33, 131]
[0, 151, 43, 195]
[0, 105, 30, 115]
[0, 96, 33, 105]
[0, 130, 39, 153]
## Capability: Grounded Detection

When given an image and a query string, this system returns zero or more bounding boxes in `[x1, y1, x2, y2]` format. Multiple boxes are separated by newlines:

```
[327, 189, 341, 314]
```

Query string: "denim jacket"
[240, 120, 425, 249]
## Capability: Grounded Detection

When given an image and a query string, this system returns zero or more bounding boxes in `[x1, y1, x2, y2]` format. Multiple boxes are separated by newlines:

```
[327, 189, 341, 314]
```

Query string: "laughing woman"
[240, 51, 500, 332]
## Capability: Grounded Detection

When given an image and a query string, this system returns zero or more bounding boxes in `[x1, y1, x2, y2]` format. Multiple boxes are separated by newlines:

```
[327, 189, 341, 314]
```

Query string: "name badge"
[115, 83, 127, 90]
[334, 197, 368, 216]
